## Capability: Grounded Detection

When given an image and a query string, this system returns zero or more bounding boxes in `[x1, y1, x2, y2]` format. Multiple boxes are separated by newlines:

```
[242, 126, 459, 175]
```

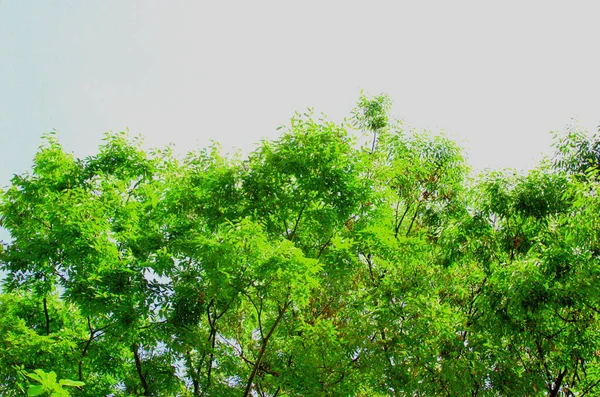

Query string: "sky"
[1, 1, 600, 190]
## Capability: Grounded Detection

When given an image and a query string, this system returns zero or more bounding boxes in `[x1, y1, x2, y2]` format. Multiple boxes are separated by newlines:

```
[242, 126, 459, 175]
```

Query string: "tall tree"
[1, 97, 599, 396]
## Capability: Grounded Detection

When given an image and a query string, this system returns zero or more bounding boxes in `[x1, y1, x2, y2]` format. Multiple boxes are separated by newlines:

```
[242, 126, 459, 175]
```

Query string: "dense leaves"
[1, 95, 599, 396]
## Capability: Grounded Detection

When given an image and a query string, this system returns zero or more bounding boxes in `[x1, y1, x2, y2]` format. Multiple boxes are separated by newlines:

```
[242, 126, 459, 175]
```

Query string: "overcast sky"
[1, 1, 600, 190]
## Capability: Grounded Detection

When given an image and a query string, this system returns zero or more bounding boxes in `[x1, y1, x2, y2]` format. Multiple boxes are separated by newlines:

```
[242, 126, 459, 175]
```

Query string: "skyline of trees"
[1, 95, 599, 396]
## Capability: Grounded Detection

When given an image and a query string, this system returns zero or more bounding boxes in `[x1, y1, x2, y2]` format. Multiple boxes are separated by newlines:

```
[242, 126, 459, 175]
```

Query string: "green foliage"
[352, 92, 392, 133]
[26, 369, 84, 397]
[1, 98, 599, 396]
[552, 124, 600, 178]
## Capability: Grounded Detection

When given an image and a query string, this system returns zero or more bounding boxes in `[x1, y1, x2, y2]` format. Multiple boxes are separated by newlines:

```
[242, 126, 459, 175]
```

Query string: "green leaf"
[27, 385, 46, 396]
[26, 372, 43, 384]
[46, 371, 57, 385]
[59, 379, 84, 387]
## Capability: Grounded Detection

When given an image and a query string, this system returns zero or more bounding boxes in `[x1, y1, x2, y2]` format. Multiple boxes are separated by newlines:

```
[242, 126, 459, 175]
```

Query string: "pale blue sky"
[1, 0, 600, 191]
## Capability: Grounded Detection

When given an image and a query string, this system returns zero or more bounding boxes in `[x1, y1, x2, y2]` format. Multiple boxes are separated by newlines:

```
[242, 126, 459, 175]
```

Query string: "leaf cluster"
[0, 97, 599, 396]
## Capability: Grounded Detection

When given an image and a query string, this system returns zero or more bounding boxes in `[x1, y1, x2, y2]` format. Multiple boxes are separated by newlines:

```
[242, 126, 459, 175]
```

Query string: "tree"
[1, 95, 599, 396]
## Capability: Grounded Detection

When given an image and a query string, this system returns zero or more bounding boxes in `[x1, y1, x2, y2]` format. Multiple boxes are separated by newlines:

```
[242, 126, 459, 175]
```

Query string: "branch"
[290, 203, 307, 241]
[316, 233, 334, 260]
[405, 199, 423, 237]
[243, 300, 291, 397]
[132, 343, 150, 396]
[43, 297, 50, 335]
[78, 317, 97, 381]
[204, 327, 217, 394]
[365, 253, 377, 286]
[216, 334, 255, 368]
[549, 368, 568, 397]
[243, 290, 265, 340]
[534, 339, 553, 383]
[371, 131, 377, 153]
[184, 350, 200, 397]
[580, 378, 600, 397]
[394, 200, 412, 239]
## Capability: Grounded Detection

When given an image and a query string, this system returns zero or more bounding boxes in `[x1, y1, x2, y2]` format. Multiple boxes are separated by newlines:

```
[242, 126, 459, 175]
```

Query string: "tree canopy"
[1, 95, 600, 396]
